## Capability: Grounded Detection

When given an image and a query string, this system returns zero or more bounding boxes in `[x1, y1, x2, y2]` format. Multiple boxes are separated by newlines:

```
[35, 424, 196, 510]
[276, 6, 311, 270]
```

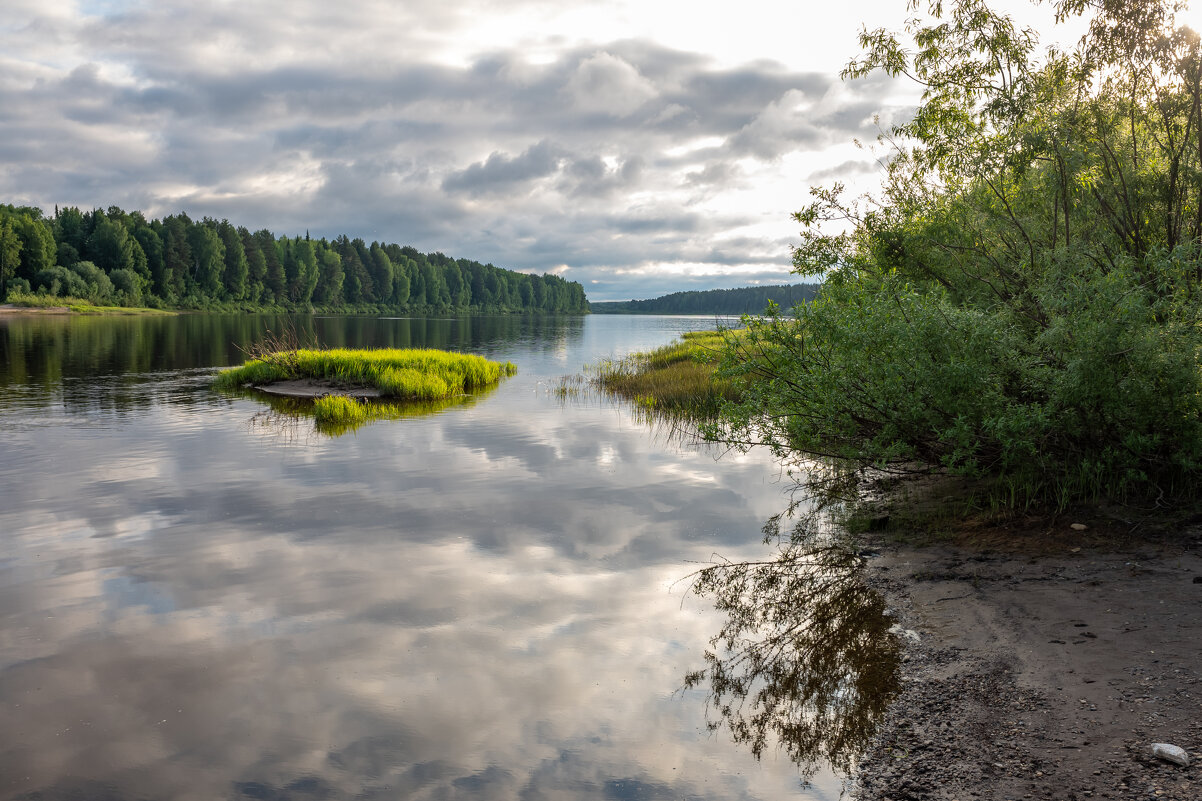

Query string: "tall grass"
[565, 330, 744, 418]
[2, 290, 171, 315]
[215, 347, 517, 400]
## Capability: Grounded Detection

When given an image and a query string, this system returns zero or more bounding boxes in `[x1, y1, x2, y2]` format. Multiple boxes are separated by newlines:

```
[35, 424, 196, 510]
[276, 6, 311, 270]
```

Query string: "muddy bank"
[854, 529, 1202, 800]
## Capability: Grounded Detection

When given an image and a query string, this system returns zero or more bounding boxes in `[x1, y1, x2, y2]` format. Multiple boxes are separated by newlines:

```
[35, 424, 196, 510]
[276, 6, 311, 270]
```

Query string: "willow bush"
[712, 0, 1202, 508]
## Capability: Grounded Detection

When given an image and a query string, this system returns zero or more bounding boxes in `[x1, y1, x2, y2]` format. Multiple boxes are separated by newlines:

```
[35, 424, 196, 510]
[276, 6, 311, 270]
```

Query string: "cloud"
[808, 157, 882, 182]
[0, 0, 911, 300]
[442, 140, 565, 195]
[564, 51, 658, 116]
[684, 160, 739, 187]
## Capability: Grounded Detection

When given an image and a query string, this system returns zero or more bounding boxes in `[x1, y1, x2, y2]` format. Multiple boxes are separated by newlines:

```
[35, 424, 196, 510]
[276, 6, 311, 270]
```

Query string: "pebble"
[1150, 743, 1190, 767]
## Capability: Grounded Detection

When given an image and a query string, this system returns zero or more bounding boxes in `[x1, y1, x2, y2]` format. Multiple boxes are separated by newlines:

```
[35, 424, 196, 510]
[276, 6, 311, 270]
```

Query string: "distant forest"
[0, 204, 588, 314]
[590, 284, 819, 315]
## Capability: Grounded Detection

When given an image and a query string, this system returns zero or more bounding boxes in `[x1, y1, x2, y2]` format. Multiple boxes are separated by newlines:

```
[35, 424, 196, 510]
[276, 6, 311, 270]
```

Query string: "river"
[0, 312, 874, 801]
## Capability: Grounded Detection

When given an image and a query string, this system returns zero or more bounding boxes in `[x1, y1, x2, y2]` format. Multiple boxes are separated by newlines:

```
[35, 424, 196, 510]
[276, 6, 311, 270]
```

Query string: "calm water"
[0, 313, 885, 801]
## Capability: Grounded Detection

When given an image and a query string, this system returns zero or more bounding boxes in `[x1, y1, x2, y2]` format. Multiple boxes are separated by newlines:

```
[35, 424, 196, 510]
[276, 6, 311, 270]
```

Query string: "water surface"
[0, 313, 876, 801]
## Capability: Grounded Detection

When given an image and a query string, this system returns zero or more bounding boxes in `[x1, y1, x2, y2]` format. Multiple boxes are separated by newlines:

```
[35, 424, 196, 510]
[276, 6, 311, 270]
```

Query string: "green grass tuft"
[312, 395, 371, 426]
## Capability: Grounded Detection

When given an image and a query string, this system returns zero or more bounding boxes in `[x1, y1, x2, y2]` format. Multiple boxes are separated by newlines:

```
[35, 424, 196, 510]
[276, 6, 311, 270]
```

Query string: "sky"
[2, 0, 1090, 301]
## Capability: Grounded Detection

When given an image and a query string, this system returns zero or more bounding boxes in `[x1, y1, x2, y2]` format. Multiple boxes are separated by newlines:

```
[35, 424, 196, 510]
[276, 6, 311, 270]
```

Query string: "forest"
[0, 204, 588, 314]
[589, 283, 818, 315]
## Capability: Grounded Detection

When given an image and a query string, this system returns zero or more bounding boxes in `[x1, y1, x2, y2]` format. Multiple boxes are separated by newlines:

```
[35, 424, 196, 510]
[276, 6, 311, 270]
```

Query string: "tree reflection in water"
[683, 506, 901, 781]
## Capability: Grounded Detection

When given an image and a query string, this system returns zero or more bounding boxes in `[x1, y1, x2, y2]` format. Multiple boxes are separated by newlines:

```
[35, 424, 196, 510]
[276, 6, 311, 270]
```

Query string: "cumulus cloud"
[564, 51, 658, 116]
[443, 140, 565, 195]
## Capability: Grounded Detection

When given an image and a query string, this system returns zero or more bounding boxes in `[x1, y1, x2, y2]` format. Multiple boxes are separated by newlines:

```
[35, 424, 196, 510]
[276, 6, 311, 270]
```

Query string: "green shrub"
[33, 266, 88, 299]
[715, 253, 1202, 507]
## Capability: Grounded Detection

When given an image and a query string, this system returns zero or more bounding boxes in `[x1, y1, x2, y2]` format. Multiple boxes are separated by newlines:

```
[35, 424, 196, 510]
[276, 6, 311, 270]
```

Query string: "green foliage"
[716, 0, 1202, 508]
[0, 206, 56, 288]
[68, 260, 114, 303]
[0, 219, 20, 298]
[86, 214, 140, 276]
[34, 265, 89, 299]
[216, 220, 249, 300]
[108, 268, 144, 306]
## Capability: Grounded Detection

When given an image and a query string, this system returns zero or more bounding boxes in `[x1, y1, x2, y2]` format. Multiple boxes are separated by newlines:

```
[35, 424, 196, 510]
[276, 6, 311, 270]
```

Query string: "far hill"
[590, 283, 819, 315]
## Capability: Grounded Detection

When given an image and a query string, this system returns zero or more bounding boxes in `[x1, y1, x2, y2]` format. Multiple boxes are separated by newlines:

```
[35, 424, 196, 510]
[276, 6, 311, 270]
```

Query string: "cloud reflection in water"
[0, 314, 892, 801]
[0, 381, 832, 801]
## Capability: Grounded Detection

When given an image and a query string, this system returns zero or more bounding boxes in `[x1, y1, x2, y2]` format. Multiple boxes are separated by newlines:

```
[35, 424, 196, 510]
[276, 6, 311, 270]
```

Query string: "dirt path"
[854, 530, 1202, 800]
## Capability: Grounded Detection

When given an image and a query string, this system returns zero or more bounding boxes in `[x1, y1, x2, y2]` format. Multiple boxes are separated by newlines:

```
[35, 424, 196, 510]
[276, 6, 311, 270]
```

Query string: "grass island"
[215, 347, 517, 427]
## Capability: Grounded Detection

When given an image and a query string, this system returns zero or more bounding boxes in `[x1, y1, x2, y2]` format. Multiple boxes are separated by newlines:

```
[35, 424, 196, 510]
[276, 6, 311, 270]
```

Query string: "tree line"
[0, 204, 588, 314]
[589, 284, 819, 315]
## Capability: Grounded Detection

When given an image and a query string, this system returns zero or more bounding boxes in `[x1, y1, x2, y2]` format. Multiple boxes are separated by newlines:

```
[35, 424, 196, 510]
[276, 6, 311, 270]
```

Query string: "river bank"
[0, 302, 173, 316]
[853, 522, 1202, 800]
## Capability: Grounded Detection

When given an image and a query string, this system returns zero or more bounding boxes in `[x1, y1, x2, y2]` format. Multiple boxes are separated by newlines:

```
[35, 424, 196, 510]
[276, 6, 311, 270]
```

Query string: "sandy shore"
[854, 526, 1202, 800]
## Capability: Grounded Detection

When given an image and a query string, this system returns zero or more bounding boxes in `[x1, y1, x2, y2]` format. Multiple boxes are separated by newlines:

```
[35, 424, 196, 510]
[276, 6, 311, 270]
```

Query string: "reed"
[571, 329, 744, 418]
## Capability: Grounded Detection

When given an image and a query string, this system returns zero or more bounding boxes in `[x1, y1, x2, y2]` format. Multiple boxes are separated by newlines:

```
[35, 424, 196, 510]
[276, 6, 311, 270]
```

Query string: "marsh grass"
[563, 329, 743, 419]
[215, 346, 517, 400]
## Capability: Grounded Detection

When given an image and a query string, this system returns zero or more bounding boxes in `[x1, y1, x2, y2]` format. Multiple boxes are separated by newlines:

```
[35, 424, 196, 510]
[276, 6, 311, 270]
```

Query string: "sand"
[854, 525, 1202, 800]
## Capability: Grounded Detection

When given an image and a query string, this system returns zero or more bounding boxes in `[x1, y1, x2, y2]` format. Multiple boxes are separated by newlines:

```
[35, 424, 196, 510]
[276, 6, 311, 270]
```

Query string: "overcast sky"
[3, 0, 1083, 300]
